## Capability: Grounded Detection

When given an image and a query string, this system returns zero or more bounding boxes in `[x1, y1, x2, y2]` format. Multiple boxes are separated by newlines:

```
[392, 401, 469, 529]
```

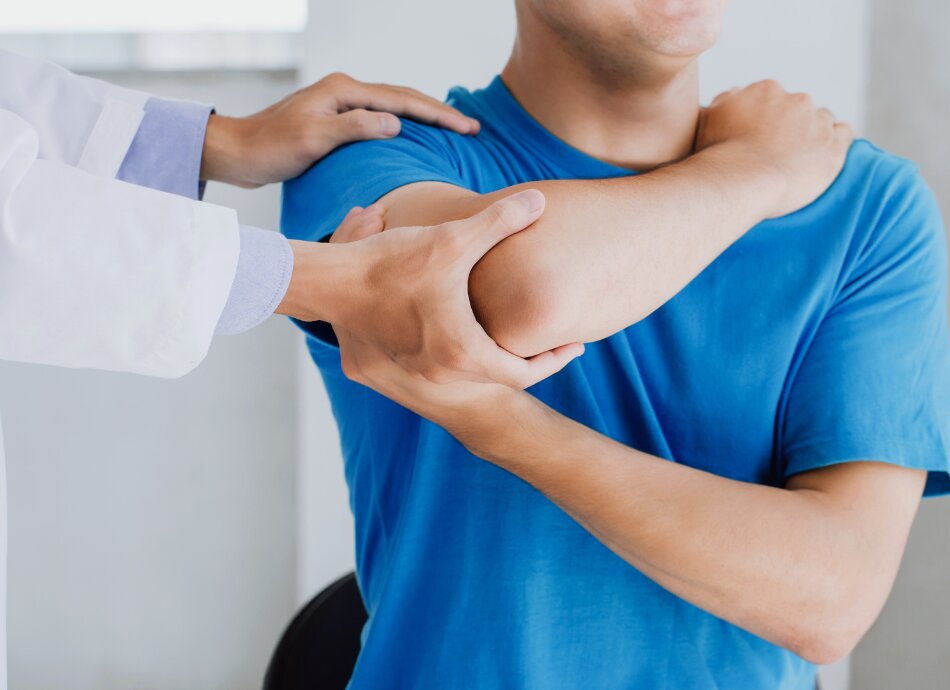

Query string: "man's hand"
[200, 72, 480, 188]
[696, 80, 855, 218]
[281, 190, 583, 389]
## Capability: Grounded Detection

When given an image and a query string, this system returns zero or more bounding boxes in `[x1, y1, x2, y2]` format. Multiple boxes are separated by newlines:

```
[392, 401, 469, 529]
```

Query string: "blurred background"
[0, 0, 947, 688]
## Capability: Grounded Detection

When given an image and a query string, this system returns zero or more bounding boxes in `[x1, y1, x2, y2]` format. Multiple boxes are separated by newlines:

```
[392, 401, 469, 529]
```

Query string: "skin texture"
[288, 192, 582, 389]
[198, 71, 580, 387]
[379, 81, 853, 358]
[200, 72, 480, 188]
[330, 0, 924, 665]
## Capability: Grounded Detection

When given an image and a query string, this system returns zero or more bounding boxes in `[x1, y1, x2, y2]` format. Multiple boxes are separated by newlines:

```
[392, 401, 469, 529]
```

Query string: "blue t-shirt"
[282, 76, 950, 689]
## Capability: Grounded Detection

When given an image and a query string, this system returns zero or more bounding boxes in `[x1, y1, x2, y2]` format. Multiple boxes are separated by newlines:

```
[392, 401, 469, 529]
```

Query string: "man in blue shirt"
[282, 1, 950, 687]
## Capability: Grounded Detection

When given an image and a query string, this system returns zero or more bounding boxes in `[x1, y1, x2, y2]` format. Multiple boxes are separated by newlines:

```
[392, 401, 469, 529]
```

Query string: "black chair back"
[263, 572, 369, 690]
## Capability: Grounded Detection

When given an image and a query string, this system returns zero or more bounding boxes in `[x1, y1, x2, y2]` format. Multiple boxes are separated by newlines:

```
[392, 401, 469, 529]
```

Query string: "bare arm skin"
[325, 353, 926, 665]
[376, 82, 853, 357]
[450, 390, 925, 665]
[326, 83, 905, 663]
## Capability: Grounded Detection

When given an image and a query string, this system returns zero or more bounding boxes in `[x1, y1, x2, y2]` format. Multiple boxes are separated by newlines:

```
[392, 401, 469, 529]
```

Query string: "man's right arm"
[376, 81, 853, 357]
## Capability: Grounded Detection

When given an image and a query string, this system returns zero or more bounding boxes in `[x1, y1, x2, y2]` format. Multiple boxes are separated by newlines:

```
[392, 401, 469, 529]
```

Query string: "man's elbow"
[783, 588, 878, 665]
[469, 246, 579, 358]
[786, 622, 861, 666]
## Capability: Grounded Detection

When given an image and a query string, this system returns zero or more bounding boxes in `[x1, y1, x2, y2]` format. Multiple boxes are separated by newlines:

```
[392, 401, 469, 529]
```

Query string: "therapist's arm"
[374, 81, 854, 357]
[114, 73, 482, 336]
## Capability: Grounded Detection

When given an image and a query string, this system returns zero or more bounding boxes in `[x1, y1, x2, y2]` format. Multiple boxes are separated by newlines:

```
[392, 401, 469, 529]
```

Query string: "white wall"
[0, 67, 300, 690]
[702, 0, 868, 130]
[298, 4, 867, 687]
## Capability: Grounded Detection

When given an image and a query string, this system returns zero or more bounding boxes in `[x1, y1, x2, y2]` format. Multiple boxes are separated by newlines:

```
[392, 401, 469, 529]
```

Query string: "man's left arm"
[331, 158, 950, 664]
[424, 390, 925, 666]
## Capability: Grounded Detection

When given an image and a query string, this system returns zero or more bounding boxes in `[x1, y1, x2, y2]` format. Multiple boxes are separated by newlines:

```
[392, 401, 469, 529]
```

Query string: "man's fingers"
[834, 121, 856, 147]
[341, 82, 480, 135]
[331, 204, 386, 244]
[710, 86, 740, 107]
[450, 190, 546, 259]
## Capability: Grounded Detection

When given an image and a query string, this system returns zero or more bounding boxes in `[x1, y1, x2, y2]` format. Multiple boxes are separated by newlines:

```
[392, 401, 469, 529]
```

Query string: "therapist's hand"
[200, 72, 480, 188]
[282, 191, 583, 390]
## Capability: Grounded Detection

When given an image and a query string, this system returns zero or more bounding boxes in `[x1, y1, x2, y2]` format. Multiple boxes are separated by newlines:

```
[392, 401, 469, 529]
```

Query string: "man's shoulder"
[281, 110, 482, 242]
[831, 139, 941, 244]
[839, 138, 924, 200]
[827, 139, 946, 288]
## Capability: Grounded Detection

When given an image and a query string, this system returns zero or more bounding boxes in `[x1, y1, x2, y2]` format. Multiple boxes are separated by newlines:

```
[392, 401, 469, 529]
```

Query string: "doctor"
[0, 50, 574, 685]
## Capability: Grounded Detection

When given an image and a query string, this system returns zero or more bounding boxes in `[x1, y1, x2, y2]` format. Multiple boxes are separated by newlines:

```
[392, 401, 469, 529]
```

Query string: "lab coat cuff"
[116, 97, 213, 200]
[147, 202, 240, 377]
[214, 226, 294, 336]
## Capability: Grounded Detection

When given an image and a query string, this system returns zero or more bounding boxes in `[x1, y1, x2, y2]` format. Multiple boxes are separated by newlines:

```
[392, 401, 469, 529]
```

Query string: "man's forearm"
[381, 142, 785, 357]
[431, 387, 923, 664]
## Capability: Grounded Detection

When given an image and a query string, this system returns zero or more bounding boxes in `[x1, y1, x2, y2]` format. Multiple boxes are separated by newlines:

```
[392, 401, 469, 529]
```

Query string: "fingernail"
[379, 114, 401, 136]
[510, 189, 545, 214]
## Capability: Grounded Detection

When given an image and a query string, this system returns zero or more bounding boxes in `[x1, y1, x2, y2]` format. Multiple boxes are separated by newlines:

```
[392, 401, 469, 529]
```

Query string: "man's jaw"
[500, 36, 702, 171]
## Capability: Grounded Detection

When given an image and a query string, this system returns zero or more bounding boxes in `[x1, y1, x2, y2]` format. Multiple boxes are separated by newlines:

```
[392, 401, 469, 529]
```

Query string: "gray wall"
[853, 1, 950, 687]
[0, 68, 299, 690]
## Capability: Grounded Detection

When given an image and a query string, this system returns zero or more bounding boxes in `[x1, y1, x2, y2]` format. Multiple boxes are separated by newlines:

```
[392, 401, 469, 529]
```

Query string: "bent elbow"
[789, 628, 858, 667]
[784, 602, 870, 666]
[469, 248, 579, 358]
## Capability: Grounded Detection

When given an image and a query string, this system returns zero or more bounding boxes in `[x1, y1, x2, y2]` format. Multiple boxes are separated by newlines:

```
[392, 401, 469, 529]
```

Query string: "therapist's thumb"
[329, 109, 402, 146]
[455, 190, 546, 258]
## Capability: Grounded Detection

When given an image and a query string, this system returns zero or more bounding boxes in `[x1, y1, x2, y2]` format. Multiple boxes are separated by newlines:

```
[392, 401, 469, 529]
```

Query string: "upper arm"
[280, 118, 574, 356]
[281, 119, 467, 244]
[782, 163, 950, 495]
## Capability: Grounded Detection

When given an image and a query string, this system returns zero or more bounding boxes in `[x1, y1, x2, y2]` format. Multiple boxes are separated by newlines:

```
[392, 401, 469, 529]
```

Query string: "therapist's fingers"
[333, 77, 480, 135]
[448, 190, 546, 263]
[327, 109, 405, 147]
[467, 336, 586, 390]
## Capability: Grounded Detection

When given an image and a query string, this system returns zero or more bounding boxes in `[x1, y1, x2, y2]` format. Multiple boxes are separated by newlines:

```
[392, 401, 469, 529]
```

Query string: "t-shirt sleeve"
[281, 118, 466, 243]
[280, 119, 467, 346]
[781, 163, 950, 496]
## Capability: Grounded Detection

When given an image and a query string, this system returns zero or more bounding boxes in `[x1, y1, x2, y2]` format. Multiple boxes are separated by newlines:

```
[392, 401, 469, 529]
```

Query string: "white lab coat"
[0, 49, 243, 686]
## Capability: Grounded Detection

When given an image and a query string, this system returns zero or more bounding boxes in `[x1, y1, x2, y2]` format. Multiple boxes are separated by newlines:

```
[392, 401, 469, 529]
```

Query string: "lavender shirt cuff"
[117, 97, 212, 200]
[117, 96, 293, 335]
[215, 226, 294, 336]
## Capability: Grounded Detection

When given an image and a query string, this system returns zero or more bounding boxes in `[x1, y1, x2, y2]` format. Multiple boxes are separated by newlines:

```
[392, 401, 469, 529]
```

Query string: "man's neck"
[501, 23, 701, 171]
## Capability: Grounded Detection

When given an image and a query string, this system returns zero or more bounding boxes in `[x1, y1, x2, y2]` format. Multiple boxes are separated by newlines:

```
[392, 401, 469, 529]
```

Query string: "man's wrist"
[441, 386, 547, 465]
[699, 141, 788, 222]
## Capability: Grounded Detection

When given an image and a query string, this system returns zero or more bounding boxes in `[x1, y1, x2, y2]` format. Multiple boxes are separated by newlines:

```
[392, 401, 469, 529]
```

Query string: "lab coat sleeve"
[0, 48, 152, 178]
[0, 110, 240, 377]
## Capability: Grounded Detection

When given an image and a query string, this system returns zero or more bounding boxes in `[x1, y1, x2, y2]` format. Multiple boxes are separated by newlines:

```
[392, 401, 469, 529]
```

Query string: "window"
[0, 1, 306, 71]
[0, 0, 306, 33]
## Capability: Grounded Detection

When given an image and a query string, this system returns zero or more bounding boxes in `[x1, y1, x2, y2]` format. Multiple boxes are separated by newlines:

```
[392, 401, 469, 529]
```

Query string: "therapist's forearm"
[214, 227, 294, 335]
[217, 230, 365, 334]
[273, 239, 368, 324]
